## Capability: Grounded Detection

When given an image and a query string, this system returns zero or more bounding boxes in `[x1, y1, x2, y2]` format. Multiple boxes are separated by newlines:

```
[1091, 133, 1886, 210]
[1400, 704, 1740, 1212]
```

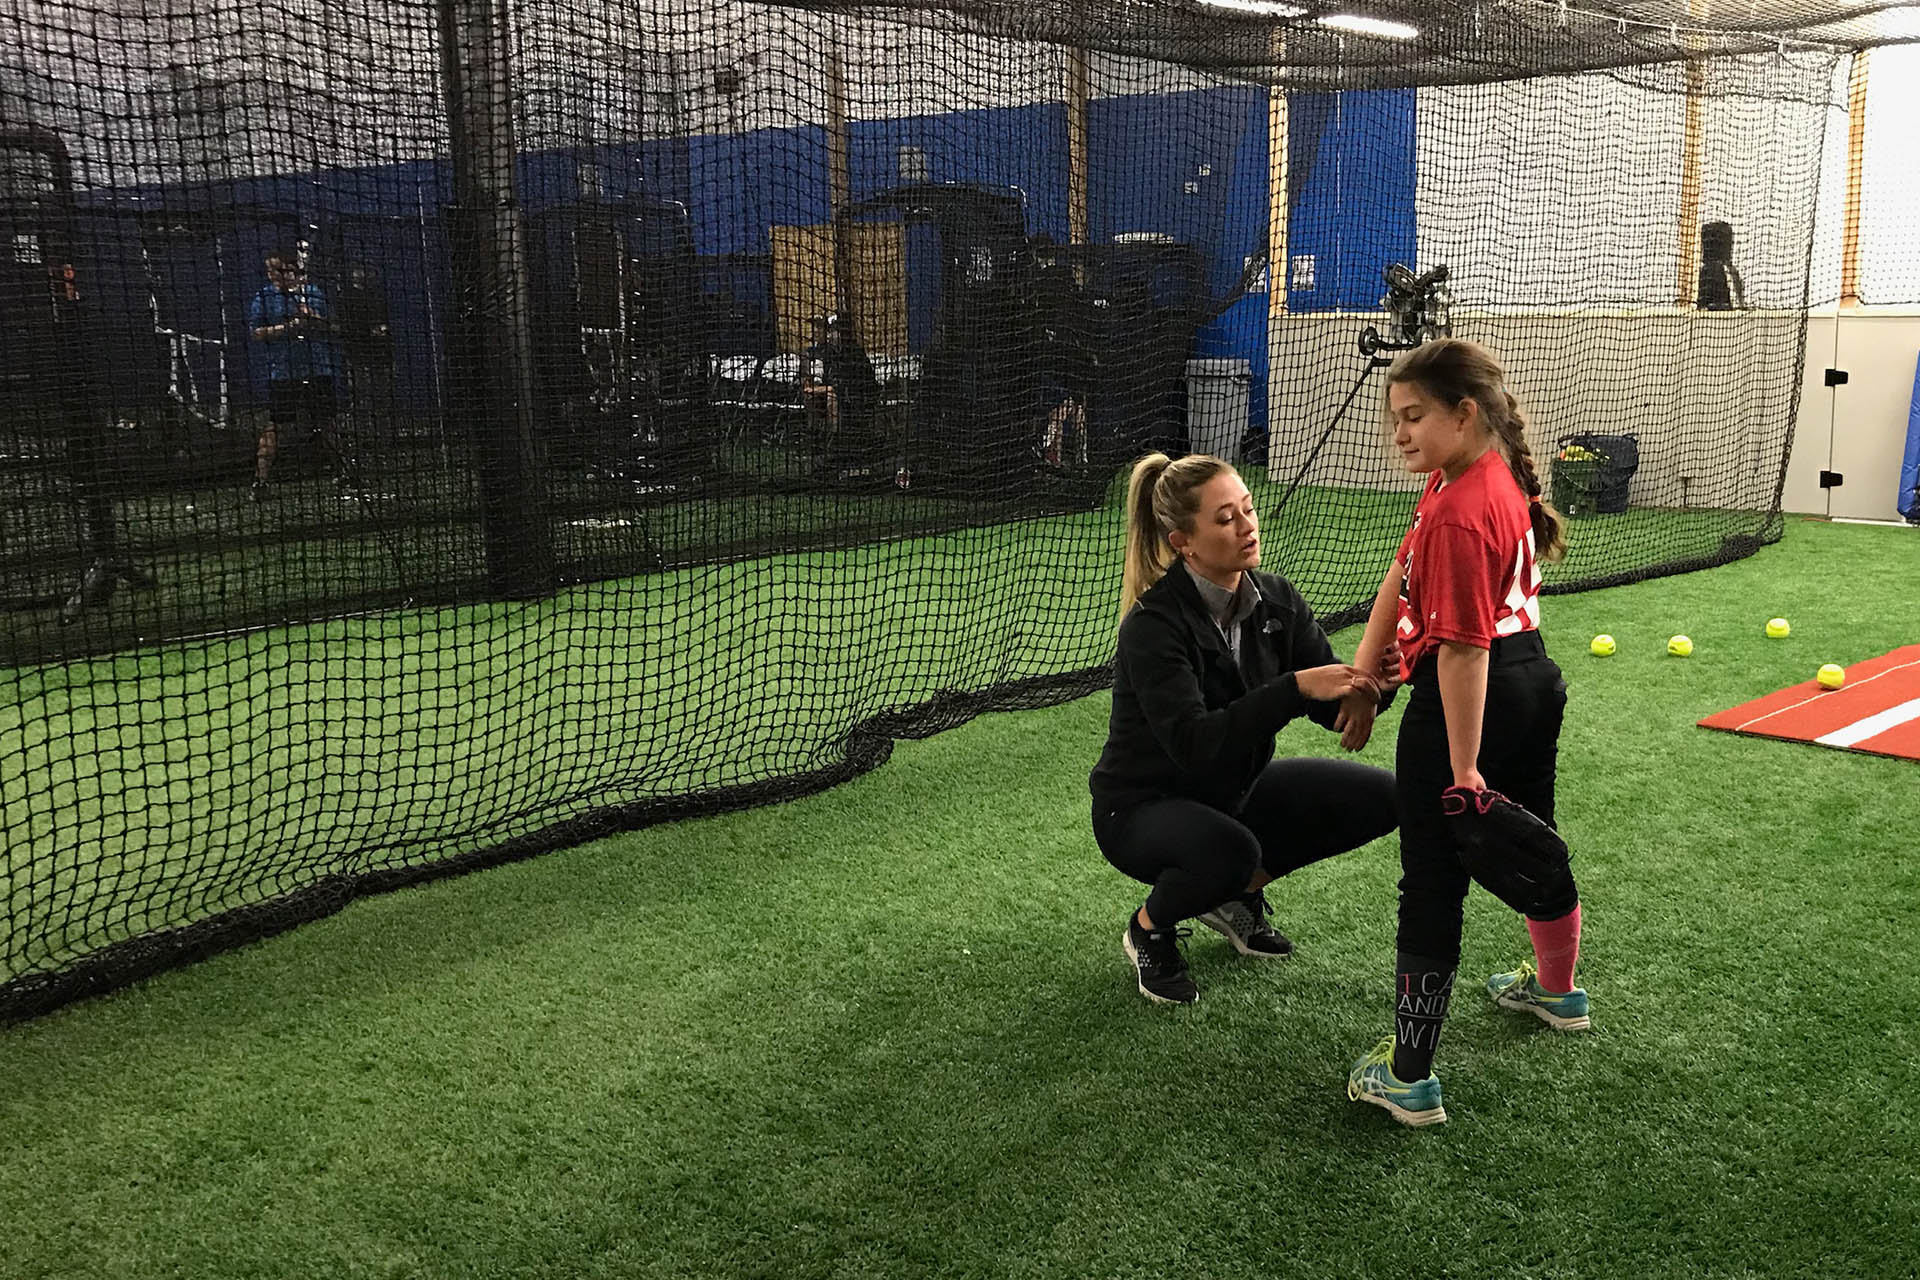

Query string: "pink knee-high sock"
[1526, 903, 1582, 993]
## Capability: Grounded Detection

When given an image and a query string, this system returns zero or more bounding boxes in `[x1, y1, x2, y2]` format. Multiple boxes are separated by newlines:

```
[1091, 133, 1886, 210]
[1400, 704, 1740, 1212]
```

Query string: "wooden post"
[1840, 49, 1871, 307]
[1267, 34, 1288, 325]
[1067, 41, 1090, 248]
[825, 46, 853, 329]
[1265, 36, 1288, 479]
[1676, 0, 1708, 307]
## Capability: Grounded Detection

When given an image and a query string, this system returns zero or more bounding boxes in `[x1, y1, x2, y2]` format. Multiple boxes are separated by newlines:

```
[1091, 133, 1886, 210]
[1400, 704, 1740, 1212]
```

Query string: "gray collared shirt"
[1185, 562, 1260, 667]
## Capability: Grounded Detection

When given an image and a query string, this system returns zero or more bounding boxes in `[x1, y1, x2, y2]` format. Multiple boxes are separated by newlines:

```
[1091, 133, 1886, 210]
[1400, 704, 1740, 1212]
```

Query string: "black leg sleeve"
[1391, 951, 1456, 1082]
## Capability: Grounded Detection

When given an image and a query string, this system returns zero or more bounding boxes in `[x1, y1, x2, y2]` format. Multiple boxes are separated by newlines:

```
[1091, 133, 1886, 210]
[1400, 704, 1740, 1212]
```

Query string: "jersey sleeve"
[1413, 520, 1504, 649]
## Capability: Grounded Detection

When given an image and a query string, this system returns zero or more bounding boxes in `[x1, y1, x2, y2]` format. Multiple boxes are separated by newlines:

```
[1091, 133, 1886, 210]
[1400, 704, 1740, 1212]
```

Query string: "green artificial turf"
[2, 516, 1916, 1278]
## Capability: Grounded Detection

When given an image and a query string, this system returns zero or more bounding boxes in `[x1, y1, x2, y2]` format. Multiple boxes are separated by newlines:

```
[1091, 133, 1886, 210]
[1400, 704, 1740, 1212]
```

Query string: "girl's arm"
[1435, 640, 1490, 789]
[1335, 561, 1403, 750]
[1351, 560, 1402, 677]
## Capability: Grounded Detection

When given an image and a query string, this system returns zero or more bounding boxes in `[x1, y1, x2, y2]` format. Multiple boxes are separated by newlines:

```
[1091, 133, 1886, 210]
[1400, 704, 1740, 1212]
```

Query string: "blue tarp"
[1903, 353, 1920, 520]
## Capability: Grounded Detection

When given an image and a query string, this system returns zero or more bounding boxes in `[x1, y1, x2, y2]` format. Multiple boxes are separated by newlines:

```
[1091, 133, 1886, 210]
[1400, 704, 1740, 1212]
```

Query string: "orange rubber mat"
[1699, 645, 1920, 761]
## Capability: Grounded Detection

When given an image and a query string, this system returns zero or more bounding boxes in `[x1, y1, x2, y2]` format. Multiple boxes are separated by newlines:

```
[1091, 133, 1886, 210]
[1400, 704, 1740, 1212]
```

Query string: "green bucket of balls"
[1551, 443, 1608, 518]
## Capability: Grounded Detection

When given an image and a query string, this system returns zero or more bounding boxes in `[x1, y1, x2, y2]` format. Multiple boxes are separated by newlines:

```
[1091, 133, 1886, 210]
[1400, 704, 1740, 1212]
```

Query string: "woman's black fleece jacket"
[1089, 563, 1354, 815]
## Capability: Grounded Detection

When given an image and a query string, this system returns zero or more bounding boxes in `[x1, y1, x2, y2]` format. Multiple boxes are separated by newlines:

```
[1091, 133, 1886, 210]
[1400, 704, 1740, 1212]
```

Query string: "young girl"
[1344, 340, 1590, 1127]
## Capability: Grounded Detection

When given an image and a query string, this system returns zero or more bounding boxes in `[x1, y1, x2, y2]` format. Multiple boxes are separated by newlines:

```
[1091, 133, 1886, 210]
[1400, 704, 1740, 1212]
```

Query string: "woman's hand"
[1294, 663, 1368, 702]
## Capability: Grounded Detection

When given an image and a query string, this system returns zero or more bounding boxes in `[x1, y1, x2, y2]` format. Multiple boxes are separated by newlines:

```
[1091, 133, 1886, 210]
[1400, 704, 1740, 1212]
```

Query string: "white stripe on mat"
[1815, 697, 1920, 748]
[1735, 658, 1920, 731]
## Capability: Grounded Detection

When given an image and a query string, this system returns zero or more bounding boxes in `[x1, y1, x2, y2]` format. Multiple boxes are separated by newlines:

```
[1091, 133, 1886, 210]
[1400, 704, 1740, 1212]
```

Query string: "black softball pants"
[1094, 757, 1398, 926]
[1395, 632, 1571, 965]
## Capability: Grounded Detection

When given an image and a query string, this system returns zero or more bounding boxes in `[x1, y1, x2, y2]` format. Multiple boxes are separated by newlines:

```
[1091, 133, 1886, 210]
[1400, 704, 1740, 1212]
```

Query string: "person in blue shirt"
[246, 248, 344, 500]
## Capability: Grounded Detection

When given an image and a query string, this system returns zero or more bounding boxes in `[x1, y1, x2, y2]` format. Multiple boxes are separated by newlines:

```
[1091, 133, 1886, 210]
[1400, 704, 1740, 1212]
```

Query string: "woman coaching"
[1089, 452, 1401, 1005]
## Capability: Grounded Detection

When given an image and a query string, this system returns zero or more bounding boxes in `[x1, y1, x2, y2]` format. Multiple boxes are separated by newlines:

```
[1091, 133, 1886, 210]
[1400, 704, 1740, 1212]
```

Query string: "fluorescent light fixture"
[1198, 0, 1310, 17]
[1317, 13, 1420, 39]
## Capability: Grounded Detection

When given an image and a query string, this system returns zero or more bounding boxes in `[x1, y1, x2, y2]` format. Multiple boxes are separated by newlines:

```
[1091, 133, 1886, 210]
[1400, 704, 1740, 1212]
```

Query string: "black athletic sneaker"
[1197, 890, 1294, 957]
[1123, 913, 1198, 1004]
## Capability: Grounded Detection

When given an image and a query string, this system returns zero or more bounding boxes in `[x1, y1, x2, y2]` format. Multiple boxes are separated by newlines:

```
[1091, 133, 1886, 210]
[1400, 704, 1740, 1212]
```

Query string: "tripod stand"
[1267, 262, 1450, 520]
[1268, 339, 1392, 522]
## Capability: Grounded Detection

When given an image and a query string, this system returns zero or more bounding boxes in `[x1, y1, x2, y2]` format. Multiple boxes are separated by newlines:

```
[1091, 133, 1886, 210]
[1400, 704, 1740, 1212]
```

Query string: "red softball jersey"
[1393, 448, 1542, 675]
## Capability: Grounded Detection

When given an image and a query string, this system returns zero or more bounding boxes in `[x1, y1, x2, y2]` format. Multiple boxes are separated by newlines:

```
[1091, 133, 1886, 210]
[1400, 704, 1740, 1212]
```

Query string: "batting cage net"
[1, 1, 1913, 1017]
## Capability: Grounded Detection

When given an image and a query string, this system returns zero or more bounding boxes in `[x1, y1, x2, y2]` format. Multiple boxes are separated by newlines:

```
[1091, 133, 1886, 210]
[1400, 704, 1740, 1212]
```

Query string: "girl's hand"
[1334, 690, 1378, 751]
[1376, 640, 1405, 691]
[1453, 767, 1487, 792]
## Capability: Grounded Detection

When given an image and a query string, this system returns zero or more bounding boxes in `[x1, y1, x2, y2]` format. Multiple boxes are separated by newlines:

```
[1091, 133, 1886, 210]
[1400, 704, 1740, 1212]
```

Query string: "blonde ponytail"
[1118, 451, 1237, 627]
[1120, 453, 1174, 625]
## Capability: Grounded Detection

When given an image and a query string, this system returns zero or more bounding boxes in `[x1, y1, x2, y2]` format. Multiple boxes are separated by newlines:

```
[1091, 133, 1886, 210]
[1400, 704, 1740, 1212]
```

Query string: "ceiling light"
[1317, 13, 1420, 39]
[1198, 0, 1310, 17]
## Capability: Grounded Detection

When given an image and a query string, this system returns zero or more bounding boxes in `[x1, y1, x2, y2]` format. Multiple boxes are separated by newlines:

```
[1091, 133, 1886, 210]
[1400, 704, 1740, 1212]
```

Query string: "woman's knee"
[1101, 800, 1258, 898]
[1356, 764, 1399, 838]
[1206, 834, 1262, 898]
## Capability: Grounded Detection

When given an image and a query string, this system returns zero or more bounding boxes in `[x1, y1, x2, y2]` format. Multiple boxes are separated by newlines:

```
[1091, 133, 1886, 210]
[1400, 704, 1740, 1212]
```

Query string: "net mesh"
[0, 0, 1911, 1017]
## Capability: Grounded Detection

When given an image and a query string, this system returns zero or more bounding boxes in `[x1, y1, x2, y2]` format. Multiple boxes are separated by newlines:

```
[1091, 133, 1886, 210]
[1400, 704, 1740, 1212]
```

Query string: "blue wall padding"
[1285, 89, 1418, 312]
[67, 84, 1418, 430]
[852, 104, 1071, 243]
[1901, 353, 1920, 518]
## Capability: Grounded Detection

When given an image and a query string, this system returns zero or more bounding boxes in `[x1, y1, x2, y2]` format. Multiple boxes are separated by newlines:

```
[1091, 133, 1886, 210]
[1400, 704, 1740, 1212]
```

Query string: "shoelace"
[1505, 959, 1539, 993]
[1348, 1036, 1403, 1102]
[1143, 926, 1193, 972]
[1362, 1036, 1430, 1091]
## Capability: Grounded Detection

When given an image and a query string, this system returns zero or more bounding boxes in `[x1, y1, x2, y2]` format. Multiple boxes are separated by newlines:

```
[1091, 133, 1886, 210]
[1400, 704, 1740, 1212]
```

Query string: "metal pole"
[437, 0, 554, 598]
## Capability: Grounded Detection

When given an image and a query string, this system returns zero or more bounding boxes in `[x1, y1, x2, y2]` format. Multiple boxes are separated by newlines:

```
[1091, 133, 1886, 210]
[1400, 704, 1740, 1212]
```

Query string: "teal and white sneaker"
[1487, 961, 1591, 1030]
[1346, 1036, 1448, 1127]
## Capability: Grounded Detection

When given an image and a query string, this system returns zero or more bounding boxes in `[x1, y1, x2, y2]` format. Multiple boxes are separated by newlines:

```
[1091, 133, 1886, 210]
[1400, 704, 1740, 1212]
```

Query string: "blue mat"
[1903, 353, 1920, 520]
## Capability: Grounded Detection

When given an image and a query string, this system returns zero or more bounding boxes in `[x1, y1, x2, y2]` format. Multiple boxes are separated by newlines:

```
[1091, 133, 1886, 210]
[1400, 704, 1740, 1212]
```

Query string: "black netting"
[0, 1, 1908, 1018]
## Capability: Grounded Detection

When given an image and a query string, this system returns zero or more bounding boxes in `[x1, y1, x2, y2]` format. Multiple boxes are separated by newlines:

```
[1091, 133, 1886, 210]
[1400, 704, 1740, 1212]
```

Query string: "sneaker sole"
[1194, 911, 1292, 958]
[1495, 992, 1591, 1031]
[1121, 929, 1197, 1005]
[1347, 1080, 1448, 1127]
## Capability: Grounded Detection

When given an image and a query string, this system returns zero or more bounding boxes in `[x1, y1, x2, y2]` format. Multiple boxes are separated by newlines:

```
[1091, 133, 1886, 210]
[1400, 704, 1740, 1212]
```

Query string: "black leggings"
[1395, 636, 1570, 964]
[1094, 757, 1398, 925]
